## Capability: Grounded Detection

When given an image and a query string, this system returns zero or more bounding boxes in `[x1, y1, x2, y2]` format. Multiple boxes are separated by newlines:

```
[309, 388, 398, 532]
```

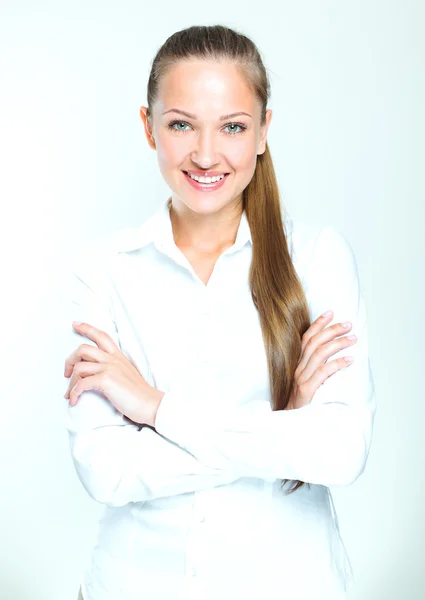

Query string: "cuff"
[154, 391, 190, 449]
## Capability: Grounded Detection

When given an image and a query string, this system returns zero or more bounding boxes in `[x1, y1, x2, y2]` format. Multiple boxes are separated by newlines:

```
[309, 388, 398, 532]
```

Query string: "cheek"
[155, 136, 187, 188]
[156, 135, 183, 166]
[230, 141, 258, 171]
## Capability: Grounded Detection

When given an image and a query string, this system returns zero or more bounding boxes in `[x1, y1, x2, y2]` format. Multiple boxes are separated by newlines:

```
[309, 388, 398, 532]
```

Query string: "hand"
[285, 310, 357, 410]
[63, 322, 165, 427]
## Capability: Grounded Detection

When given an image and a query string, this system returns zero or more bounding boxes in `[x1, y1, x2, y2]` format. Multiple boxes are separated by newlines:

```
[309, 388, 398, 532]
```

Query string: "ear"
[257, 108, 272, 156]
[139, 106, 156, 150]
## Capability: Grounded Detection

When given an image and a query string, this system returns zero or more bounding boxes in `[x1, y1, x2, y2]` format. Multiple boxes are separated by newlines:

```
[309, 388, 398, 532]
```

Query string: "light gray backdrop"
[0, 1, 423, 598]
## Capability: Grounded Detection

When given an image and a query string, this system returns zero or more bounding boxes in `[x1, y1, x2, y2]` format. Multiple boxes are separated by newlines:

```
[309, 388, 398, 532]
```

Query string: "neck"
[169, 198, 243, 254]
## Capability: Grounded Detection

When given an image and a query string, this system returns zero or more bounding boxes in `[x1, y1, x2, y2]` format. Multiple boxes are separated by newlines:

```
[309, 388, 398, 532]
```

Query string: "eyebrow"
[162, 108, 252, 120]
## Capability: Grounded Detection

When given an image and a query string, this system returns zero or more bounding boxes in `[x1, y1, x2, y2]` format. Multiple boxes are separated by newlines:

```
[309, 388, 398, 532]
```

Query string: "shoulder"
[284, 215, 359, 287]
[284, 216, 363, 326]
[70, 226, 142, 275]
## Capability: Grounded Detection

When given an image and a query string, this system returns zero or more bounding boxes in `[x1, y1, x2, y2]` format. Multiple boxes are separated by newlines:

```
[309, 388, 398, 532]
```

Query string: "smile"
[183, 171, 230, 191]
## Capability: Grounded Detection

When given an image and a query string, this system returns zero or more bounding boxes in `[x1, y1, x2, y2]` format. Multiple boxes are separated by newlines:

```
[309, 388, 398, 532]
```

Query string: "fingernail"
[341, 321, 351, 328]
[322, 310, 333, 317]
[72, 321, 82, 326]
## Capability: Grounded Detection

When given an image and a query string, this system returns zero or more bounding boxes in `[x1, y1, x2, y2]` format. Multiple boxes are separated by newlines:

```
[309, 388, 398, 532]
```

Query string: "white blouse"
[64, 197, 376, 600]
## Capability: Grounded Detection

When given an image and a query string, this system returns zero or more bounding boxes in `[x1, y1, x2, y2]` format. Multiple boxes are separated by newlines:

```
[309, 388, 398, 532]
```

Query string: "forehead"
[155, 59, 258, 117]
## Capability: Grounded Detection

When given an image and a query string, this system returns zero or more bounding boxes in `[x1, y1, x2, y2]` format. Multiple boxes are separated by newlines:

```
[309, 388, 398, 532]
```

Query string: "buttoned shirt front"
[64, 197, 376, 600]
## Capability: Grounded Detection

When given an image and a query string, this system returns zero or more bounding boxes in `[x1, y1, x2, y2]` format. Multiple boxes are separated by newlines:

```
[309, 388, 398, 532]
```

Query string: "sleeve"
[64, 242, 246, 508]
[154, 225, 377, 487]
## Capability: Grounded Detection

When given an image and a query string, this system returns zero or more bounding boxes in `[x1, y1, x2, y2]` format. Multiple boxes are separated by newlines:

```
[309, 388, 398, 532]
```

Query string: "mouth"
[182, 170, 230, 192]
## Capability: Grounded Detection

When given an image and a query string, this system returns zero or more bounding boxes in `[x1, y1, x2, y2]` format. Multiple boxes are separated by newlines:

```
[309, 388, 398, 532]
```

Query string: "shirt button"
[199, 515, 206, 523]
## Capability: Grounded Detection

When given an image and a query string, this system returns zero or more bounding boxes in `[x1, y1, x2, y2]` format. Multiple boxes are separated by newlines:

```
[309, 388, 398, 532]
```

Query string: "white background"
[0, 1, 423, 598]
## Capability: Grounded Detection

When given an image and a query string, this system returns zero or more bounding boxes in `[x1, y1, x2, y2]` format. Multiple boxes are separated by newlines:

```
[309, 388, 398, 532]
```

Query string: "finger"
[298, 319, 353, 374]
[300, 310, 334, 353]
[300, 330, 357, 383]
[64, 361, 105, 399]
[72, 321, 119, 354]
[64, 343, 110, 378]
[68, 372, 106, 407]
[64, 346, 87, 378]
[64, 320, 118, 377]
[301, 355, 354, 395]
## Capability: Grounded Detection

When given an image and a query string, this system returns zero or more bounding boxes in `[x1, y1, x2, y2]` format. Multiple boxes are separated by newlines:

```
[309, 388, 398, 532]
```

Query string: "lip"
[183, 170, 230, 192]
[184, 169, 230, 177]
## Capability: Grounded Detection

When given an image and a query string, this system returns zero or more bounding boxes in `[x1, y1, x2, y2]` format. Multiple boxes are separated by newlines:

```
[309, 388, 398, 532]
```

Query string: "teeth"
[188, 173, 225, 183]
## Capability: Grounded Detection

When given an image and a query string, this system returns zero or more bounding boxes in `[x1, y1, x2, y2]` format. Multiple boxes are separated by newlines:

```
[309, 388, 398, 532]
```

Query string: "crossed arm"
[64, 226, 376, 507]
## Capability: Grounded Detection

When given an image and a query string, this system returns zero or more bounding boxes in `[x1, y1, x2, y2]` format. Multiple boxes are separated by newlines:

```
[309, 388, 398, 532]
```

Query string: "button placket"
[195, 493, 207, 525]
[197, 289, 214, 365]
[185, 494, 208, 590]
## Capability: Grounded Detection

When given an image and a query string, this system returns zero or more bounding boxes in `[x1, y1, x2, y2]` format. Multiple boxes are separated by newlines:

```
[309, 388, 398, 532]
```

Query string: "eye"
[167, 120, 191, 133]
[223, 123, 247, 135]
[166, 120, 247, 136]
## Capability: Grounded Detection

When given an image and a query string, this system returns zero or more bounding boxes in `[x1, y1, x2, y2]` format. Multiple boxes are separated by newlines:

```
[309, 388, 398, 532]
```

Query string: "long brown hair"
[146, 25, 312, 494]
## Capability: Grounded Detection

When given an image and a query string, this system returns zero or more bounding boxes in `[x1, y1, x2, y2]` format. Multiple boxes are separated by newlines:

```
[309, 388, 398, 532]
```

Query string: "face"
[140, 59, 272, 216]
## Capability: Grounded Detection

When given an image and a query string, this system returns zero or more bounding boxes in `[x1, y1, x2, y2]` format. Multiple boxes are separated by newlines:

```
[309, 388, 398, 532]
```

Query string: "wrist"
[148, 388, 165, 428]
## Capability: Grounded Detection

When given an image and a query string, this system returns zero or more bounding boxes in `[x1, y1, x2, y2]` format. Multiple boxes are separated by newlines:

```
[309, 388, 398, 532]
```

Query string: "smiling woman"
[139, 56, 270, 236]
[65, 23, 375, 600]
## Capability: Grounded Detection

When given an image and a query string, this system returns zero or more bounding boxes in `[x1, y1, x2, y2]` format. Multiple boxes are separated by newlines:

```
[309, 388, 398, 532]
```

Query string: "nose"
[190, 130, 220, 168]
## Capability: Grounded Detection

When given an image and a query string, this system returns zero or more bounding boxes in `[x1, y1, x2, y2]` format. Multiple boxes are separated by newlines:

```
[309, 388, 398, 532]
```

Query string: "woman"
[65, 24, 376, 600]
